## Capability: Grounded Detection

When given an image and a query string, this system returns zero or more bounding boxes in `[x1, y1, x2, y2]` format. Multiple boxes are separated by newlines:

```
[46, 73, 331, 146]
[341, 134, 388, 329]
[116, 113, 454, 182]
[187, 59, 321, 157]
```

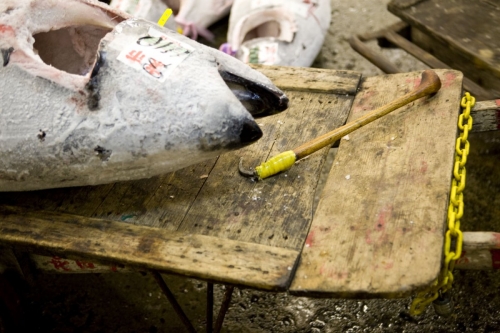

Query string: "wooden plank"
[250, 65, 361, 95]
[0, 163, 215, 230]
[471, 100, 500, 132]
[178, 90, 357, 251]
[455, 232, 500, 270]
[29, 254, 134, 274]
[463, 232, 500, 250]
[455, 250, 500, 270]
[388, 0, 500, 97]
[89, 158, 216, 229]
[383, 30, 495, 101]
[0, 205, 298, 291]
[410, 28, 499, 99]
[290, 69, 463, 298]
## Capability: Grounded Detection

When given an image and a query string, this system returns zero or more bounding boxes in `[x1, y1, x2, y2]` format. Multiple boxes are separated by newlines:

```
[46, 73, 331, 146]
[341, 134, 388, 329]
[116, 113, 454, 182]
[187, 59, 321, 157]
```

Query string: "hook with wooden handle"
[239, 69, 442, 180]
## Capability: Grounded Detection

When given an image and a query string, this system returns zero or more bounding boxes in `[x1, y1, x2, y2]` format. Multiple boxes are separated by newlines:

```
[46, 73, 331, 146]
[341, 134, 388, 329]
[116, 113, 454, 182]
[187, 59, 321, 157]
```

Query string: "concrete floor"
[5, 0, 500, 332]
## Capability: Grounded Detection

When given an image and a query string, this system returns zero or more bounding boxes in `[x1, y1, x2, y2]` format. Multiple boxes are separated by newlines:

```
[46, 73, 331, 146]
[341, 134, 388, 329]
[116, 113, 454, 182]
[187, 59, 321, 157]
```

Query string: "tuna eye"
[33, 25, 112, 76]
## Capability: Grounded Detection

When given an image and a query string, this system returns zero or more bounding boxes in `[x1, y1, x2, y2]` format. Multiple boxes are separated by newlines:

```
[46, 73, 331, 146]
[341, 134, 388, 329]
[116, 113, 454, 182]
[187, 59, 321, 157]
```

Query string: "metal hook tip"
[238, 158, 256, 178]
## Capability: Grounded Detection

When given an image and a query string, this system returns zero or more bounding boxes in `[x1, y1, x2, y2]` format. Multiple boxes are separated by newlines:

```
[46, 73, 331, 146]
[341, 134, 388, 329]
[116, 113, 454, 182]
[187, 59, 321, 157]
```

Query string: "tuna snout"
[240, 118, 263, 144]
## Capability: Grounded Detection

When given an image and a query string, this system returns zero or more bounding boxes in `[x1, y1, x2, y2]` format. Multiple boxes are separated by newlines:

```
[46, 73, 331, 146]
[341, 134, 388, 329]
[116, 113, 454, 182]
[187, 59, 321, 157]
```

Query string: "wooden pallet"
[388, 0, 500, 99]
[0, 67, 466, 297]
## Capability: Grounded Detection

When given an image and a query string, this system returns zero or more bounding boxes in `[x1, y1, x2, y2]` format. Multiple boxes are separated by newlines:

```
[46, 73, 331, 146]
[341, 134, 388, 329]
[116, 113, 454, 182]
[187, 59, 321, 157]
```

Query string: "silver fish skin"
[0, 0, 288, 191]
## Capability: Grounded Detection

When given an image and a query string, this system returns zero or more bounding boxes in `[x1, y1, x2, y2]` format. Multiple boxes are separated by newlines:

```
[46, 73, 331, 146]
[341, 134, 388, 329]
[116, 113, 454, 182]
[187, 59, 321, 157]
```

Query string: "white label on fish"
[116, 27, 194, 82]
[239, 41, 280, 65]
[251, 0, 317, 18]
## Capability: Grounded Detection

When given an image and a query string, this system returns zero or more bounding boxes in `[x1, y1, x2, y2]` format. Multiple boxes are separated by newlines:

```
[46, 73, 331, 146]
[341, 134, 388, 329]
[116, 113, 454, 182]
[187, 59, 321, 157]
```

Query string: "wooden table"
[0, 67, 463, 301]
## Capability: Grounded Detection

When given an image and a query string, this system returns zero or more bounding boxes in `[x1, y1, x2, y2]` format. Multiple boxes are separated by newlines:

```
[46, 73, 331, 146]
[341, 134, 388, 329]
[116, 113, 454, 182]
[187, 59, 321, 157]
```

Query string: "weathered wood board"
[0, 67, 361, 290]
[388, 0, 500, 98]
[251, 65, 362, 95]
[455, 231, 500, 270]
[455, 249, 500, 270]
[463, 232, 500, 251]
[177, 90, 356, 250]
[471, 100, 500, 132]
[457, 232, 500, 270]
[0, 205, 299, 289]
[290, 69, 463, 298]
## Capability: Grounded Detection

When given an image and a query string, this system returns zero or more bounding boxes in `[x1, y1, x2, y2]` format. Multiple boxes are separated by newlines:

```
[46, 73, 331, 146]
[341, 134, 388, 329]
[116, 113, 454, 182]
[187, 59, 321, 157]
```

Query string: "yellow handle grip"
[255, 151, 296, 179]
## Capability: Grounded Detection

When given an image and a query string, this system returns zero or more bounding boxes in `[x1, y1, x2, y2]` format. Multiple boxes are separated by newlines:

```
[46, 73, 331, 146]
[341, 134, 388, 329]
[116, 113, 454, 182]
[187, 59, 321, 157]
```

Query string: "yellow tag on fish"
[157, 8, 173, 27]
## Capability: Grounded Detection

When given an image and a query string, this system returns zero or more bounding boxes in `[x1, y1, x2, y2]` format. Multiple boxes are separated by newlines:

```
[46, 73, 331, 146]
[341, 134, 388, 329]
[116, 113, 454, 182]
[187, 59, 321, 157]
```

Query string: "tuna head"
[0, 0, 288, 191]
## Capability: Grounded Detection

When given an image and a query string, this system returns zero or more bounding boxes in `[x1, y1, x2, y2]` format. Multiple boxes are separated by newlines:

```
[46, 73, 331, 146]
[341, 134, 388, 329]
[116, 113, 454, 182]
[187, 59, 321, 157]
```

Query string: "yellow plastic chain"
[409, 92, 474, 316]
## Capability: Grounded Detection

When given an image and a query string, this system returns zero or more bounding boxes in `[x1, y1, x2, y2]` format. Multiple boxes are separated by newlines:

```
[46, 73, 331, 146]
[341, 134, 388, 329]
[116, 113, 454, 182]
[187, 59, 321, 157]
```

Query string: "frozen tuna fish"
[171, 0, 233, 40]
[0, 0, 288, 191]
[109, 0, 233, 41]
[109, 0, 178, 31]
[221, 0, 331, 67]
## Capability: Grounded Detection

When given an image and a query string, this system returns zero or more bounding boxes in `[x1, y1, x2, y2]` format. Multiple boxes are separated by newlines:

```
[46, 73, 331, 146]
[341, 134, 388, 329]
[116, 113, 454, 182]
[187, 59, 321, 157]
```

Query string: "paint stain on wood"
[443, 72, 457, 88]
[376, 206, 392, 231]
[405, 77, 421, 89]
[305, 230, 315, 248]
[493, 233, 500, 247]
[420, 161, 428, 174]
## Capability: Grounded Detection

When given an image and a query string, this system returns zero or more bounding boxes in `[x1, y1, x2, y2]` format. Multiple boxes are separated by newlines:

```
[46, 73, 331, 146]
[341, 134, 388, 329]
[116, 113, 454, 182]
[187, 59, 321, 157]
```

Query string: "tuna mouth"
[220, 69, 289, 117]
